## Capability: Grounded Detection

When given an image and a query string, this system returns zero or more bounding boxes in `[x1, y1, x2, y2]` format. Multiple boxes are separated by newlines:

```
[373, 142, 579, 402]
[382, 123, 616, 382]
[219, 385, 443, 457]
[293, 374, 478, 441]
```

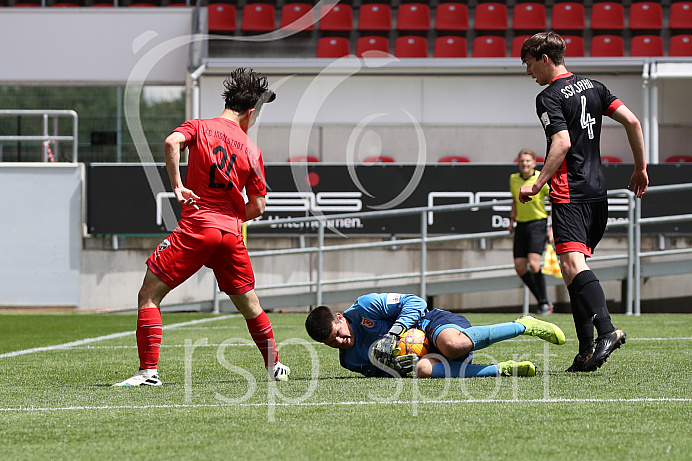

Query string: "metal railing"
[210, 184, 692, 315]
[0, 110, 79, 163]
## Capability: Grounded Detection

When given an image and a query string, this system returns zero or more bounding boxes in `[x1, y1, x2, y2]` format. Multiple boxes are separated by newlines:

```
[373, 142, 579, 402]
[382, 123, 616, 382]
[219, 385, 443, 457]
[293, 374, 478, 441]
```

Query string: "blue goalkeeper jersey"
[339, 293, 428, 377]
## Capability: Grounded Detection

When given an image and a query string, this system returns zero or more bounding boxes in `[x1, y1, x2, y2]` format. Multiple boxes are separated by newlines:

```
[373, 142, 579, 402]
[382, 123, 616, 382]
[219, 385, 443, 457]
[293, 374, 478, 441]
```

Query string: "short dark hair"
[305, 306, 338, 342]
[520, 31, 566, 66]
[222, 67, 276, 113]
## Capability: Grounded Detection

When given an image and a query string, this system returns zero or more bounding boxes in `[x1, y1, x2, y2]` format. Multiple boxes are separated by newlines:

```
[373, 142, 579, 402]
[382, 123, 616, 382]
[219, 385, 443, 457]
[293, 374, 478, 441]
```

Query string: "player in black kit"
[518, 32, 649, 372]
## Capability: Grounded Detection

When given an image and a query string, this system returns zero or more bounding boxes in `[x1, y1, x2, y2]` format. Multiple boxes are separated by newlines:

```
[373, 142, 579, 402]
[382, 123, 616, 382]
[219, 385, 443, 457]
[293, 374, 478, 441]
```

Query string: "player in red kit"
[519, 32, 648, 372]
[114, 68, 290, 386]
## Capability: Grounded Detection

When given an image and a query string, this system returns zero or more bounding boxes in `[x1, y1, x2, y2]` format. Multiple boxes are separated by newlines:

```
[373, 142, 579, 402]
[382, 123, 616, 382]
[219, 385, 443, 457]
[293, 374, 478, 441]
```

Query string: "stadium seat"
[511, 35, 531, 57]
[669, 2, 692, 32]
[591, 3, 625, 31]
[601, 156, 622, 163]
[435, 3, 469, 32]
[669, 34, 692, 56]
[280, 3, 314, 31]
[90, 2, 114, 6]
[438, 155, 470, 163]
[433, 36, 467, 58]
[474, 3, 508, 32]
[241, 3, 276, 32]
[128, 3, 157, 7]
[316, 36, 350, 57]
[630, 35, 664, 57]
[363, 156, 396, 163]
[356, 36, 390, 57]
[665, 155, 692, 163]
[512, 3, 546, 32]
[551, 2, 585, 32]
[12, 3, 41, 6]
[50, 3, 80, 6]
[319, 4, 353, 31]
[394, 36, 428, 58]
[472, 36, 506, 57]
[629, 2, 663, 32]
[396, 3, 431, 31]
[591, 35, 624, 57]
[287, 155, 320, 163]
[564, 35, 586, 57]
[358, 4, 392, 31]
[208, 4, 236, 33]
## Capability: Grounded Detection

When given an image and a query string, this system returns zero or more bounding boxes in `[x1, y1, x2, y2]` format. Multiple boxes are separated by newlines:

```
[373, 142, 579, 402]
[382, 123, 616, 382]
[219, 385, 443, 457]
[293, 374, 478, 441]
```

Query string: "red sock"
[136, 307, 163, 370]
[245, 311, 278, 367]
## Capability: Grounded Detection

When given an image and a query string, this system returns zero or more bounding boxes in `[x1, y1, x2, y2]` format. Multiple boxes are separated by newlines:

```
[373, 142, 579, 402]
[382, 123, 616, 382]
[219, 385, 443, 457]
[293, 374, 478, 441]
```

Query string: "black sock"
[532, 270, 549, 305]
[568, 282, 595, 353]
[520, 271, 541, 303]
[571, 270, 615, 337]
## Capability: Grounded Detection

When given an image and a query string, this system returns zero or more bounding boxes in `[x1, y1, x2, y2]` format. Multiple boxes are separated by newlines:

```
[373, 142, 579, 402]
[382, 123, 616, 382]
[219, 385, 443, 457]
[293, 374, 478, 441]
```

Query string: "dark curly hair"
[520, 31, 566, 66]
[305, 306, 338, 342]
[222, 67, 276, 113]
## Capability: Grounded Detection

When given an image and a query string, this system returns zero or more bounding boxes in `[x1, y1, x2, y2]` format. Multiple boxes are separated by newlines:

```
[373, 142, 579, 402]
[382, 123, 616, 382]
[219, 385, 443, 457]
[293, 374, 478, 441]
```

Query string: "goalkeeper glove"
[393, 353, 419, 377]
[371, 324, 406, 366]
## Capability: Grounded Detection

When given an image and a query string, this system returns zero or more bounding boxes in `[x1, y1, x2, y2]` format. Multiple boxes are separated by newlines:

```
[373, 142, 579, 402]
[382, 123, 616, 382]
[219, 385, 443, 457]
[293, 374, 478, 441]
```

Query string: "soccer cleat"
[269, 361, 291, 381]
[516, 315, 566, 345]
[565, 346, 595, 372]
[536, 303, 553, 315]
[583, 329, 626, 372]
[499, 360, 537, 377]
[112, 369, 162, 387]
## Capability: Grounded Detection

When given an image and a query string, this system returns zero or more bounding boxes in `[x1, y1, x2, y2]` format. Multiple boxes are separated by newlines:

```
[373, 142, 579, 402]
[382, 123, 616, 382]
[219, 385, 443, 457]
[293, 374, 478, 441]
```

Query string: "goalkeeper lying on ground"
[304, 293, 565, 378]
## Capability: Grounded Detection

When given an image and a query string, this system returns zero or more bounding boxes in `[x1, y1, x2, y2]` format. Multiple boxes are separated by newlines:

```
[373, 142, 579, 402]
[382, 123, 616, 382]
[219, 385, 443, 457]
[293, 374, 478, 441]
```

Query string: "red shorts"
[146, 221, 255, 295]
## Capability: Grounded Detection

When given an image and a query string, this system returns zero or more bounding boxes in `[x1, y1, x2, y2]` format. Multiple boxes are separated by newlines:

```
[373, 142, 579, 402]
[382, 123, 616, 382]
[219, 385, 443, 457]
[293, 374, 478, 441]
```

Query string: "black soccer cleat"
[583, 329, 627, 372]
[565, 346, 595, 372]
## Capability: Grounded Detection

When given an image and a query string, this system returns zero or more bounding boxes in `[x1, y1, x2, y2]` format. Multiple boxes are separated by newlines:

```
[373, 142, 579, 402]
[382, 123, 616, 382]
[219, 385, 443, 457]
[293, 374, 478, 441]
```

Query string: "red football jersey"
[174, 117, 267, 234]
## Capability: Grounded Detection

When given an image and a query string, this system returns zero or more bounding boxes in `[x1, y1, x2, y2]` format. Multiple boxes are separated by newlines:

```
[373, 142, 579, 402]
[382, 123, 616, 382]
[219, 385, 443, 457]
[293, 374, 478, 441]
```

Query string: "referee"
[509, 148, 553, 316]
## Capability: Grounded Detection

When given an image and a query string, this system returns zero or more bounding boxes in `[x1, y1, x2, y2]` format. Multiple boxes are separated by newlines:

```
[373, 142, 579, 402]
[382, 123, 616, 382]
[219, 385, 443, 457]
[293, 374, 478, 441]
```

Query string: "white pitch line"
[0, 314, 239, 359]
[1, 397, 690, 413]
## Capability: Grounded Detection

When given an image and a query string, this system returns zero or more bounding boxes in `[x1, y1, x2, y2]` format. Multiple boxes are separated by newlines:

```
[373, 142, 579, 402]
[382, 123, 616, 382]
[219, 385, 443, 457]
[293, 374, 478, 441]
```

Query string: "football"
[397, 328, 430, 357]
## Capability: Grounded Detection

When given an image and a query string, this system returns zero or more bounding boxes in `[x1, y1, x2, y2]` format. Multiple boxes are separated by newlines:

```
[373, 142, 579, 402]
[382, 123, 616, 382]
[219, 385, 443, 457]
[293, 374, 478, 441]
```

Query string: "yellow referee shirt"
[509, 170, 550, 222]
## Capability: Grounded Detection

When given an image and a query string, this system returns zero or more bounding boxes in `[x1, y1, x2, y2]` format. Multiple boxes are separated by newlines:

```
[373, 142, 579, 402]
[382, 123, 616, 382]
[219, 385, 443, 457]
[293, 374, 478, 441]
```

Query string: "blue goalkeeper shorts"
[416, 309, 473, 363]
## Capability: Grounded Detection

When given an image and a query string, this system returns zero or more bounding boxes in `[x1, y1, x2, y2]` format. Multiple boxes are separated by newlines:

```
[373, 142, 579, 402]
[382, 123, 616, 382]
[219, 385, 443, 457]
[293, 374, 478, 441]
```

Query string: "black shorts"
[552, 201, 608, 257]
[513, 219, 548, 259]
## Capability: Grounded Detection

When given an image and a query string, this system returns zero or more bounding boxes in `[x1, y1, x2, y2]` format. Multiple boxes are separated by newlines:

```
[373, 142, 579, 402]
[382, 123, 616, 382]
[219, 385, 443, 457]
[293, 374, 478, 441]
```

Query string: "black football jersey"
[535, 72, 622, 203]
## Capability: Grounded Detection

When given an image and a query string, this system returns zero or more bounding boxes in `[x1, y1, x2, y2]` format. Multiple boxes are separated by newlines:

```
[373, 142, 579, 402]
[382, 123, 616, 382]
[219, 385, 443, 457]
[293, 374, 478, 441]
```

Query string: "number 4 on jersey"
[580, 95, 596, 140]
[209, 145, 236, 189]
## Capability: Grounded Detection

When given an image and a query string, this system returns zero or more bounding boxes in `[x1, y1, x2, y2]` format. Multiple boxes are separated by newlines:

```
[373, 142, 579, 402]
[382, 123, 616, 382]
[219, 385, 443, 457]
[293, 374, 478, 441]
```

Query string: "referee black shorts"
[513, 218, 548, 259]
[552, 201, 608, 257]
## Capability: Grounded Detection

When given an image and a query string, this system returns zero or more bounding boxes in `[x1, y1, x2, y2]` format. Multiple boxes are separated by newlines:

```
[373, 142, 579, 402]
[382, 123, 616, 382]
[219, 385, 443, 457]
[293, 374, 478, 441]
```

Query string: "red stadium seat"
[670, 34, 692, 56]
[319, 4, 353, 31]
[563, 35, 586, 57]
[241, 3, 276, 32]
[394, 36, 428, 58]
[591, 35, 624, 57]
[50, 3, 80, 6]
[358, 4, 392, 31]
[128, 3, 157, 7]
[629, 2, 663, 32]
[316, 37, 350, 58]
[435, 3, 469, 32]
[12, 3, 41, 6]
[208, 4, 236, 33]
[280, 3, 314, 31]
[438, 155, 470, 163]
[670, 2, 692, 31]
[363, 156, 396, 163]
[356, 36, 390, 57]
[630, 35, 664, 57]
[474, 3, 508, 32]
[90, 2, 114, 6]
[511, 35, 531, 57]
[396, 3, 430, 31]
[472, 36, 506, 57]
[287, 155, 320, 163]
[512, 3, 546, 32]
[601, 156, 622, 164]
[434, 36, 467, 58]
[591, 2, 624, 31]
[665, 155, 692, 163]
[551, 2, 585, 32]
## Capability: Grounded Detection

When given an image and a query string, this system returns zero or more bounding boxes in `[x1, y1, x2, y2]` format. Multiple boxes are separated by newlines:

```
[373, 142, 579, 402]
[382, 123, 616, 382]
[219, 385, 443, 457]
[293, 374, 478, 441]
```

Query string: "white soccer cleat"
[112, 369, 162, 387]
[269, 361, 290, 381]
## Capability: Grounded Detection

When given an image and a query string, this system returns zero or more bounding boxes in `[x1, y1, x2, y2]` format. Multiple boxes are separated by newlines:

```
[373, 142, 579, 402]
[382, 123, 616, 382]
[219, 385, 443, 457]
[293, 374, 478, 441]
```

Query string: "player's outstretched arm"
[610, 105, 649, 198]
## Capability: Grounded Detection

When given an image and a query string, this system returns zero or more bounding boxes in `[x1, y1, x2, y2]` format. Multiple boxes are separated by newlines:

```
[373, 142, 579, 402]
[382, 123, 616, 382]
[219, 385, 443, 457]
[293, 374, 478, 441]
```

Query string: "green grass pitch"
[0, 311, 690, 460]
